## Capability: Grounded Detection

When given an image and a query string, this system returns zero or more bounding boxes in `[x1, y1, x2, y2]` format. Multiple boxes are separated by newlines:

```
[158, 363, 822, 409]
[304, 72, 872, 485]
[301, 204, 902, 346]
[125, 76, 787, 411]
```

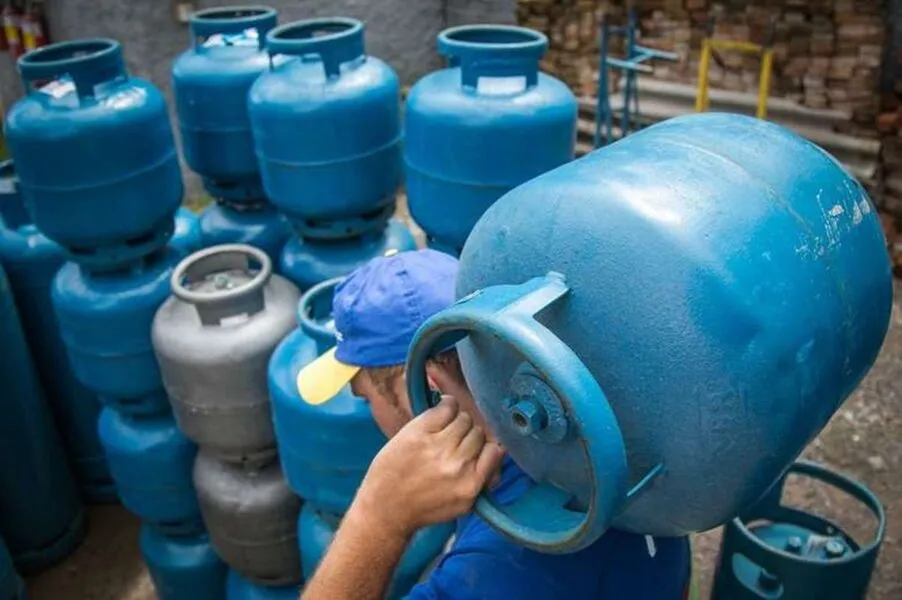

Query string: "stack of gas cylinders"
[153, 243, 303, 598]
[172, 7, 290, 266]
[246, 15, 418, 289]
[2, 31, 224, 599]
[268, 277, 455, 599]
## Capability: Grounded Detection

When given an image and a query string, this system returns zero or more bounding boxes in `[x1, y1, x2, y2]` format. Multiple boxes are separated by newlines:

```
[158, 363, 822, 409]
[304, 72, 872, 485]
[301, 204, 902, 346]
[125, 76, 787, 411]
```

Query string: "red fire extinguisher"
[2, 1, 22, 59]
[21, 0, 47, 51]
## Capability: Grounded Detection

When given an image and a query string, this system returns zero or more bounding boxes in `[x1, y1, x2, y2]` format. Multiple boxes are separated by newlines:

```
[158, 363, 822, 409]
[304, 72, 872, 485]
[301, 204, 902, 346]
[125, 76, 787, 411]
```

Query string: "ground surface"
[23, 282, 902, 600]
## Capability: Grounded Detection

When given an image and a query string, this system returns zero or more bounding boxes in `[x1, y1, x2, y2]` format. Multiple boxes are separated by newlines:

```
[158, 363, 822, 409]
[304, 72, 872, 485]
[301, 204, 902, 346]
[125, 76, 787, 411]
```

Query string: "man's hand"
[353, 395, 505, 537]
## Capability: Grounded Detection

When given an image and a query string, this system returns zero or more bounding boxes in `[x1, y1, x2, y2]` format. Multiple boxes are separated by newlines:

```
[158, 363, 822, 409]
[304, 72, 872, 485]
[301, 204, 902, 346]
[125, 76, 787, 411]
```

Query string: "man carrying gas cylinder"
[297, 248, 692, 600]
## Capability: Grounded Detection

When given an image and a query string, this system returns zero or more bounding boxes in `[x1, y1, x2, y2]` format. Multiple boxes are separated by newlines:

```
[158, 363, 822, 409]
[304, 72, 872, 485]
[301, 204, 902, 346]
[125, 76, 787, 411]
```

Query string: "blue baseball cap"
[296, 248, 459, 405]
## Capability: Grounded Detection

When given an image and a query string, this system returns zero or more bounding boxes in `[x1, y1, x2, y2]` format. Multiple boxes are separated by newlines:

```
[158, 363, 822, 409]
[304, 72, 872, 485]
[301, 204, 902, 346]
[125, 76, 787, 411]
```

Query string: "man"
[297, 249, 692, 600]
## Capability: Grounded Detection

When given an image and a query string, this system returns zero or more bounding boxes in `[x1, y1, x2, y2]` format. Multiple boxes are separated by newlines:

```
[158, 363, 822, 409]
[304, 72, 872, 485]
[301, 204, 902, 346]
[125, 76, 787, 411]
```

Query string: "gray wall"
[0, 0, 516, 197]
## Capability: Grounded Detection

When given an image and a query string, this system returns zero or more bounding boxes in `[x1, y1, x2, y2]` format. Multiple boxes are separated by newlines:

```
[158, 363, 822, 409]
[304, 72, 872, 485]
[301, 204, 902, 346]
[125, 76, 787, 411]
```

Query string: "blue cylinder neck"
[298, 277, 343, 355]
[437, 25, 547, 91]
[19, 39, 127, 99]
[266, 17, 365, 78]
[190, 6, 277, 50]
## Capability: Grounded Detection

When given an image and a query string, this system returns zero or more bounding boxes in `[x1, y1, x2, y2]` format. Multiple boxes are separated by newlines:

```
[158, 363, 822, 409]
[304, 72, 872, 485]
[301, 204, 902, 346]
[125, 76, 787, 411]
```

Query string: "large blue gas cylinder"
[279, 219, 416, 292]
[0, 165, 114, 503]
[405, 113, 893, 554]
[269, 277, 386, 513]
[173, 208, 203, 257]
[0, 262, 85, 574]
[0, 536, 26, 600]
[248, 17, 402, 238]
[226, 569, 301, 600]
[404, 25, 577, 255]
[52, 248, 182, 415]
[141, 526, 228, 600]
[173, 6, 278, 202]
[99, 407, 203, 536]
[298, 504, 453, 599]
[199, 201, 290, 265]
[5, 39, 182, 266]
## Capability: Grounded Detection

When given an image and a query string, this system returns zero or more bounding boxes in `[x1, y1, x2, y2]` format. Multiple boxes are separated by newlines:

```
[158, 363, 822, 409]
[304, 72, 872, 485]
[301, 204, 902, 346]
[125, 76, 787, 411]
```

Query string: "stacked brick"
[635, 0, 885, 134]
[517, 1, 885, 131]
[516, 0, 624, 97]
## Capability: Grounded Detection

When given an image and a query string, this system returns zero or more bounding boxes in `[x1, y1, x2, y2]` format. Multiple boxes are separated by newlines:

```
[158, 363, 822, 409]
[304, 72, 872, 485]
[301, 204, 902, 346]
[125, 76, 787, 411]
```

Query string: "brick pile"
[517, 0, 624, 97]
[635, 0, 885, 135]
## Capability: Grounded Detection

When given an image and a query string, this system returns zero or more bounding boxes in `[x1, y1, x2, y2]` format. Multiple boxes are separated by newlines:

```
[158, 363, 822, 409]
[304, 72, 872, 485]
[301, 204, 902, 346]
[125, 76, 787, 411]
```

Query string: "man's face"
[349, 360, 462, 439]
[350, 371, 413, 438]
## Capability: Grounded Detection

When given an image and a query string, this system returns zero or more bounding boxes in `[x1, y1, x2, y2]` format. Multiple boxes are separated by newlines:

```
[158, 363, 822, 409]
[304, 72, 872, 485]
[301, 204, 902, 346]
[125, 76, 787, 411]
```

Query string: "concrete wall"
[0, 0, 517, 197]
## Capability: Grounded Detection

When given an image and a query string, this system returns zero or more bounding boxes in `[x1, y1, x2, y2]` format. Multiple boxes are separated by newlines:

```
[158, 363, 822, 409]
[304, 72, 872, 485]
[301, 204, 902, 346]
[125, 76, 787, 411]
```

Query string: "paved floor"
[23, 267, 902, 599]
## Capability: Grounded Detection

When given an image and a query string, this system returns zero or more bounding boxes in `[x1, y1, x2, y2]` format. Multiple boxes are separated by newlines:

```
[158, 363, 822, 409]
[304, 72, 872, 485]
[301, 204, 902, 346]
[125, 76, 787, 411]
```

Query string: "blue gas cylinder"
[198, 201, 290, 265]
[6, 39, 183, 266]
[269, 277, 386, 513]
[141, 525, 228, 600]
[0, 536, 26, 600]
[173, 6, 278, 202]
[226, 569, 301, 600]
[173, 207, 203, 258]
[0, 223, 114, 503]
[99, 407, 203, 536]
[405, 113, 893, 554]
[404, 25, 577, 255]
[248, 17, 402, 238]
[0, 262, 85, 574]
[0, 167, 114, 504]
[279, 219, 416, 291]
[298, 504, 452, 599]
[52, 248, 182, 415]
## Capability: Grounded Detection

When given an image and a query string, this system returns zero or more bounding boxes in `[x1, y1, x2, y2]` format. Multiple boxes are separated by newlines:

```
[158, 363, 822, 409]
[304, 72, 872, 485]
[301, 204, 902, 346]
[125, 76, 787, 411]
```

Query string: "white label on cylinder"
[0, 179, 16, 194]
[476, 76, 527, 96]
[202, 28, 259, 48]
[39, 75, 76, 99]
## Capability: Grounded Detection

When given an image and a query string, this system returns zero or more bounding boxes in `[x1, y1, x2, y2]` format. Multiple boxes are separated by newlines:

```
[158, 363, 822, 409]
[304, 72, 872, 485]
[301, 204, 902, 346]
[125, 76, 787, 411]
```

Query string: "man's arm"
[300, 498, 411, 600]
[301, 397, 504, 600]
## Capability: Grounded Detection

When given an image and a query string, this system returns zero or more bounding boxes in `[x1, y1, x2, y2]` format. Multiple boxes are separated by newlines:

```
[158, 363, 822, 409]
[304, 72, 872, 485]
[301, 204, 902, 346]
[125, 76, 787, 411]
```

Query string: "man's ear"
[425, 359, 450, 393]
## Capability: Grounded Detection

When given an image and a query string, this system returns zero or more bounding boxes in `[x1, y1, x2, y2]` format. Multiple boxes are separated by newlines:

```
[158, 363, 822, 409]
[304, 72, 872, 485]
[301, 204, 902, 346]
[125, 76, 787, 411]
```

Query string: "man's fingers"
[456, 424, 486, 461]
[474, 441, 505, 486]
[415, 395, 459, 432]
[437, 409, 473, 445]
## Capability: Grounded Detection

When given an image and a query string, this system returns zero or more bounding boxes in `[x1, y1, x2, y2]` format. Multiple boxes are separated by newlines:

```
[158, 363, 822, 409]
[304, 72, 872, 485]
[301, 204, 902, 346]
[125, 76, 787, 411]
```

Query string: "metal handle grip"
[190, 6, 278, 50]
[170, 243, 271, 326]
[726, 460, 886, 596]
[406, 272, 629, 554]
[19, 38, 127, 98]
[266, 17, 365, 78]
[437, 25, 547, 90]
[298, 276, 343, 354]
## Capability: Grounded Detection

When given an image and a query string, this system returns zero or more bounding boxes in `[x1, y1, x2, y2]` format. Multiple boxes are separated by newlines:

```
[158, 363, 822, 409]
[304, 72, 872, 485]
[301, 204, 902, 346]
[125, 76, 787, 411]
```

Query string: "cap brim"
[296, 347, 361, 406]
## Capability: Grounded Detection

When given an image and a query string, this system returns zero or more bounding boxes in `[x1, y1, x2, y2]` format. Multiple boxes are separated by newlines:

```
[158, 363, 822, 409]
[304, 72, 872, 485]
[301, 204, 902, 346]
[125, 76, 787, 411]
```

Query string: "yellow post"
[756, 48, 774, 119]
[695, 37, 774, 120]
[694, 37, 712, 113]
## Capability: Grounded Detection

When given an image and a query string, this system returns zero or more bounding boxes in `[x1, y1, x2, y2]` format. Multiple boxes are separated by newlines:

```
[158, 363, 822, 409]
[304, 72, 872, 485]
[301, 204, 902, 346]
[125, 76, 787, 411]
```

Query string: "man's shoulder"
[425, 457, 692, 598]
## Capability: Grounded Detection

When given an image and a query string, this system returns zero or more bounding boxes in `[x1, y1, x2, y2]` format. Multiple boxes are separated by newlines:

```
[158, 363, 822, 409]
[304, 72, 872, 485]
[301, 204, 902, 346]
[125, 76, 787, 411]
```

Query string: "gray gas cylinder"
[193, 450, 302, 586]
[153, 244, 300, 467]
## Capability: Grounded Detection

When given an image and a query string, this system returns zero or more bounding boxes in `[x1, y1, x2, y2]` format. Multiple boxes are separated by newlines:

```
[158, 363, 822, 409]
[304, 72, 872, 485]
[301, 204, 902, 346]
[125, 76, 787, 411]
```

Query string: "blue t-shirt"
[405, 457, 691, 600]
